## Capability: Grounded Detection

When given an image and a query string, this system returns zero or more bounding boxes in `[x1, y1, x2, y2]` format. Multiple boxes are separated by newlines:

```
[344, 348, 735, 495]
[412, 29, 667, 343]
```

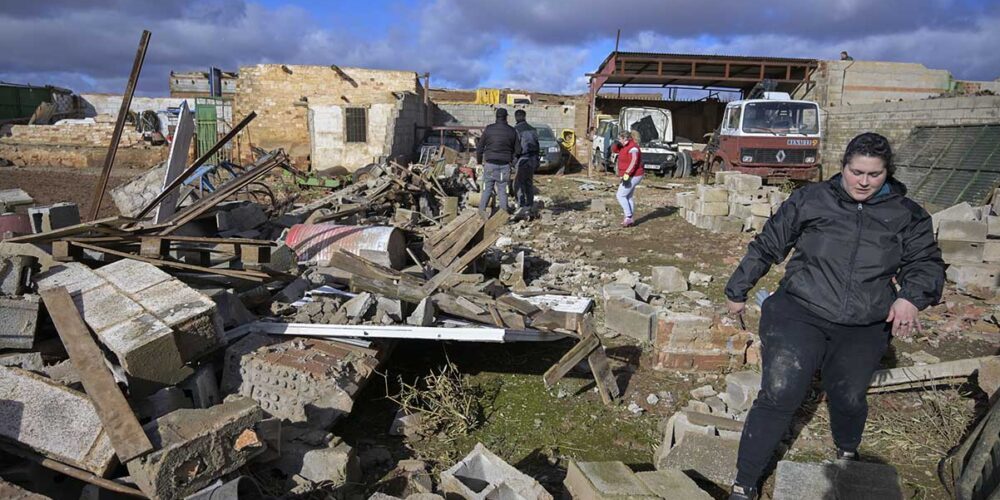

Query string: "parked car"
[591, 118, 619, 171]
[535, 125, 567, 172]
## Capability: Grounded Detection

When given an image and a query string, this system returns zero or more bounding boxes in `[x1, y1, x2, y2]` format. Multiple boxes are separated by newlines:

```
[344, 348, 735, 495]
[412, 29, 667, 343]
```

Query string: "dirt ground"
[0, 165, 135, 218]
[4, 164, 997, 499]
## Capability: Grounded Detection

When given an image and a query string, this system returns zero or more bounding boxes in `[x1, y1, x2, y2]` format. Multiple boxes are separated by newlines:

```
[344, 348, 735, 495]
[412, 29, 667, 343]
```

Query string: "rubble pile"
[932, 200, 999, 292]
[676, 172, 788, 233]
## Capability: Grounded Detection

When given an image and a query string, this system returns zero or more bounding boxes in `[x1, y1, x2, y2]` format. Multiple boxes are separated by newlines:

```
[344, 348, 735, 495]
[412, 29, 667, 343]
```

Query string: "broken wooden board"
[588, 347, 619, 404]
[39, 287, 153, 462]
[868, 356, 996, 393]
[421, 209, 509, 296]
[5, 217, 129, 243]
[69, 241, 271, 282]
[542, 333, 599, 388]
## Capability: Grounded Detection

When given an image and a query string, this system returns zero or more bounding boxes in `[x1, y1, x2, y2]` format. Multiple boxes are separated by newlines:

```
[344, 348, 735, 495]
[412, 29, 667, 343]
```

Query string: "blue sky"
[1, 0, 998, 96]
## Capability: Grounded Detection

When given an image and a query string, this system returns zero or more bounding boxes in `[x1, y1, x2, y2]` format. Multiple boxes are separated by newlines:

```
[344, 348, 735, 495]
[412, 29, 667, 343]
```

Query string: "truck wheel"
[676, 152, 692, 178]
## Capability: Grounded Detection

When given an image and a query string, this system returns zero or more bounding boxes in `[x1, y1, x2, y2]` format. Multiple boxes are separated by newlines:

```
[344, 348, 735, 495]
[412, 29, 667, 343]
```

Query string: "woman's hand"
[886, 298, 920, 337]
[727, 300, 746, 316]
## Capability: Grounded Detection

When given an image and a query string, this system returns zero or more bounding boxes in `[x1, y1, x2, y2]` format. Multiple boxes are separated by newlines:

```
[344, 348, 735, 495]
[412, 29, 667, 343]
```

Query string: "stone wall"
[0, 115, 168, 168]
[821, 96, 1000, 177]
[434, 103, 577, 131]
[799, 60, 953, 108]
[234, 64, 424, 166]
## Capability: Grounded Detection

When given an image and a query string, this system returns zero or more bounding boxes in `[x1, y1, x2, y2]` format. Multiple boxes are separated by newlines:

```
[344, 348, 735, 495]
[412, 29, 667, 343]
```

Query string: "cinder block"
[772, 460, 902, 500]
[127, 397, 264, 499]
[651, 266, 687, 293]
[985, 240, 1000, 263]
[711, 216, 744, 234]
[729, 203, 752, 219]
[275, 437, 358, 488]
[27, 203, 80, 233]
[723, 174, 763, 193]
[0, 295, 39, 349]
[602, 282, 636, 304]
[746, 215, 768, 232]
[605, 297, 657, 342]
[696, 185, 729, 203]
[695, 201, 728, 216]
[939, 240, 985, 263]
[0, 366, 116, 476]
[0, 255, 36, 296]
[989, 215, 1000, 238]
[441, 443, 552, 500]
[939, 220, 988, 242]
[750, 202, 772, 217]
[563, 461, 656, 500]
[229, 337, 380, 428]
[946, 263, 999, 290]
[714, 171, 740, 185]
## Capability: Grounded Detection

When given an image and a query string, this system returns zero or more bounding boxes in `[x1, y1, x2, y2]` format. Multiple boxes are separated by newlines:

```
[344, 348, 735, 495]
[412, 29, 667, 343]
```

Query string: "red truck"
[696, 91, 822, 182]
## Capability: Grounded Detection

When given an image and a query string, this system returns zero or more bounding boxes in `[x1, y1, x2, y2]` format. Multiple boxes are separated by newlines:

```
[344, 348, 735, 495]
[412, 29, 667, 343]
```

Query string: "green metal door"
[195, 100, 219, 163]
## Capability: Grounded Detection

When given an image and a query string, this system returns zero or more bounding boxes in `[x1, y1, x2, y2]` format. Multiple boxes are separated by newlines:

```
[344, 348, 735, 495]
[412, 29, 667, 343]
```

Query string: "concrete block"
[441, 443, 552, 500]
[750, 202, 771, 217]
[634, 470, 712, 500]
[711, 216, 744, 234]
[988, 215, 999, 238]
[652, 266, 687, 293]
[0, 295, 39, 349]
[984, 240, 1000, 263]
[714, 171, 740, 185]
[0, 255, 36, 296]
[696, 185, 729, 202]
[723, 174, 763, 193]
[0, 351, 43, 371]
[0, 366, 116, 476]
[772, 460, 903, 500]
[729, 203, 751, 219]
[725, 371, 762, 411]
[633, 282, 653, 302]
[932, 202, 976, 233]
[406, 297, 436, 326]
[27, 203, 80, 233]
[746, 215, 768, 232]
[377, 296, 404, 323]
[729, 191, 767, 205]
[276, 437, 358, 486]
[695, 201, 728, 216]
[127, 397, 264, 499]
[939, 220, 988, 242]
[946, 263, 999, 290]
[939, 240, 986, 263]
[563, 461, 656, 500]
[602, 282, 636, 303]
[231, 337, 380, 428]
[655, 433, 738, 486]
[179, 365, 221, 409]
[605, 297, 657, 342]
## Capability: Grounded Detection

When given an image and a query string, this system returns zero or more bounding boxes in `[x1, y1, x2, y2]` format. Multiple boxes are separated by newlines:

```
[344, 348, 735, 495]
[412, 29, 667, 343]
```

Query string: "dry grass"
[863, 384, 976, 464]
[385, 359, 492, 443]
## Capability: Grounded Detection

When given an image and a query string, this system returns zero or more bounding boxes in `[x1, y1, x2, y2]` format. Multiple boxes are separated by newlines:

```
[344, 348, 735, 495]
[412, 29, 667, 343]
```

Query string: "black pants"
[735, 289, 890, 487]
[514, 156, 536, 209]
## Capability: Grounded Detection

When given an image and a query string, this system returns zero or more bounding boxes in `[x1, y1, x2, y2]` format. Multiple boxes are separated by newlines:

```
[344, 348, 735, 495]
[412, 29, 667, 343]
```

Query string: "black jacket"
[514, 120, 540, 157]
[477, 118, 520, 165]
[725, 175, 944, 325]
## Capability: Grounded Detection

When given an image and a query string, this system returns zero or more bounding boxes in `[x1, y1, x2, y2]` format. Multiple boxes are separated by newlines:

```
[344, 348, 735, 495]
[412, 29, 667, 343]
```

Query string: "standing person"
[724, 132, 944, 500]
[476, 108, 520, 215]
[513, 109, 540, 215]
[611, 130, 644, 227]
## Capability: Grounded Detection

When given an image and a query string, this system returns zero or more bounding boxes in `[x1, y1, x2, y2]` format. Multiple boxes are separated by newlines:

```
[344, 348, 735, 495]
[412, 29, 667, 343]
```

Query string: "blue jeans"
[479, 162, 511, 212]
[615, 175, 642, 218]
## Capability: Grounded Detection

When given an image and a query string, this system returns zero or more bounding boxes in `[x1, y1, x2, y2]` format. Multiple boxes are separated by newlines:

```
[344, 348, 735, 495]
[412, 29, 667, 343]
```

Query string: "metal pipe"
[89, 30, 150, 222]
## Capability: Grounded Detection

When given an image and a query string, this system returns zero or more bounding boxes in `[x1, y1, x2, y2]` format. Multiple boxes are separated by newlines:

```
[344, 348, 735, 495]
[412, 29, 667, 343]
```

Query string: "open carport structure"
[586, 51, 819, 134]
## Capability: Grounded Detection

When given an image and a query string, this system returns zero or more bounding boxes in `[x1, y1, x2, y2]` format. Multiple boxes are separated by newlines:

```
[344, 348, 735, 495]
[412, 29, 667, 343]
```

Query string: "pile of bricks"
[933, 200, 999, 291]
[1, 115, 146, 148]
[0, 115, 167, 168]
[675, 172, 789, 233]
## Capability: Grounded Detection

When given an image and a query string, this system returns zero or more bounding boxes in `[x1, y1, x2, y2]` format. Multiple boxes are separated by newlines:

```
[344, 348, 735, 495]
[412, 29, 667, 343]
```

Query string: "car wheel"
[676, 152, 692, 178]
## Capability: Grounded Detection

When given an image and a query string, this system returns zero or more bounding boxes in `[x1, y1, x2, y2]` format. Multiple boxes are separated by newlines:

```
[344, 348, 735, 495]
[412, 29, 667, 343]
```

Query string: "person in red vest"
[610, 130, 644, 227]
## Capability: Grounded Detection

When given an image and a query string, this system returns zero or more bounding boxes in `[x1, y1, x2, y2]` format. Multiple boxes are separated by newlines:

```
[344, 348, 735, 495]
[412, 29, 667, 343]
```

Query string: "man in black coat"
[476, 108, 519, 214]
[513, 109, 540, 214]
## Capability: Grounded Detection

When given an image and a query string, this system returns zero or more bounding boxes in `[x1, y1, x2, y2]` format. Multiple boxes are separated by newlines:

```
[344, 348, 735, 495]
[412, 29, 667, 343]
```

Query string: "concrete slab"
[0, 295, 39, 349]
[772, 460, 903, 500]
[563, 461, 656, 500]
[651, 266, 687, 293]
[0, 366, 116, 476]
[655, 433, 738, 486]
[634, 470, 712, 500]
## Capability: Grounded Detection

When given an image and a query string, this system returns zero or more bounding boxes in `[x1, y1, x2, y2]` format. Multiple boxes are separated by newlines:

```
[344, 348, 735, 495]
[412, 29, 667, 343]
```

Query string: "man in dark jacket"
[513, 109, 540, 213]
[476, 108, 520, 214]
[724, 133, 944, 500]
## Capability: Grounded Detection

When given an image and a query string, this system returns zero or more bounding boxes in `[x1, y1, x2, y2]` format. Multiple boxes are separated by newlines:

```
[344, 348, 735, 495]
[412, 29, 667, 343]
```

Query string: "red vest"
[613, 139, 644, 177]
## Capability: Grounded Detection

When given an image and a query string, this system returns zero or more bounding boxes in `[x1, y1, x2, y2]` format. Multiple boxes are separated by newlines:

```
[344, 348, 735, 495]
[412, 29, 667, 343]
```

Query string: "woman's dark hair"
[842, 132, 894, 176]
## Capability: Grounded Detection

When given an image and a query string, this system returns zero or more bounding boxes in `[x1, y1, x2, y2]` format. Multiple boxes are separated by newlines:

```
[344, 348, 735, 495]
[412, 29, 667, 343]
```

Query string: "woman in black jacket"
[724, 133, 945, 500]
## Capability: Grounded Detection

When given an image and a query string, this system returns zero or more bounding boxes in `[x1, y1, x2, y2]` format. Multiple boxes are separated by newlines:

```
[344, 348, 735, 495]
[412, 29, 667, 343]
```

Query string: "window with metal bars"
[345, 107, 367, 143]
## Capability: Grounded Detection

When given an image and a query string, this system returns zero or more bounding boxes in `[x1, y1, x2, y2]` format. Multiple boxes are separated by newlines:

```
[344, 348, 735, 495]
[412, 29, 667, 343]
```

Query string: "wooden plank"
[70, 241, 269, 281]
[425, 210, 476, 247]
[542, 333, 600, 388]
[588, 346, 620, 404]
[38, 287, 153, 462]
[426, 212, 480, 257]
[420, 210, 508, 296]
[5, 217, 126, 243]
[432, 215, 484, 263]
[868, 356, 994, 392]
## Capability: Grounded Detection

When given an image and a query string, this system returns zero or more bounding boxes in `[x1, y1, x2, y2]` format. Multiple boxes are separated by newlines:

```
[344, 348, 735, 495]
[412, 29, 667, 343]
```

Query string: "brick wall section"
[0, 115, 168, 168]
[1, 116, 145, 147]
[234, 64, 423, 165]
[821, 96, 1000, 178]
[434, 103, 577, 131]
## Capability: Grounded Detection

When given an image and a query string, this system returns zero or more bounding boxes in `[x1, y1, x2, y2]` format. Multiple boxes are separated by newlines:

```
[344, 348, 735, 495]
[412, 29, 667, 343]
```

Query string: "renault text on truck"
[702, 92, 822, 182]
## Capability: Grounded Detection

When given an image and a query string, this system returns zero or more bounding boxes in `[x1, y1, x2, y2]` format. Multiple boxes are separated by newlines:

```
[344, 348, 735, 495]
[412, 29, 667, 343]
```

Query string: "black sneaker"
[836, 448, 860, 461]
[729, 484, 759, 500]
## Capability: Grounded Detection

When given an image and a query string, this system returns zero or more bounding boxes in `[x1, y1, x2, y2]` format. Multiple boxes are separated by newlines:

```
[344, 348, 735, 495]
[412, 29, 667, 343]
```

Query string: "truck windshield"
[741, 102, 819, 135]
[622, 109, 670, 145]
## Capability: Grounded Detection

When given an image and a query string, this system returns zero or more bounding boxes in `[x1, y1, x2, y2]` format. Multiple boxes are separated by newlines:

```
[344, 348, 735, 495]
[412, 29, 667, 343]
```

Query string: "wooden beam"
[39, 287, 153, 462]
[69, 241, 270, 281]
[542, 333, 600, 388]
[868, 356, 995, 392]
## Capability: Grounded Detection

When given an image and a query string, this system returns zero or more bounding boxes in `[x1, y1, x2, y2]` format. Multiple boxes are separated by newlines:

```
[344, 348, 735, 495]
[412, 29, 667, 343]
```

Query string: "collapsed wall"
[0, 115, 168, 168]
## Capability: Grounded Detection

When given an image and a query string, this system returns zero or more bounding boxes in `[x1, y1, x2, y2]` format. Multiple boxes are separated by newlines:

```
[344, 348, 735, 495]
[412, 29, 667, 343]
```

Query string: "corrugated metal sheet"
[893, 124, 1000, 212]
[285, 224, 406, 269]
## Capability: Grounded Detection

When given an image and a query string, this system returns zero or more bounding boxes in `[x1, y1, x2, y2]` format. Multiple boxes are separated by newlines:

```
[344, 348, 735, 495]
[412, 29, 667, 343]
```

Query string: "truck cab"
[710, 93, 822, 181]
[591, 117, 619, 171]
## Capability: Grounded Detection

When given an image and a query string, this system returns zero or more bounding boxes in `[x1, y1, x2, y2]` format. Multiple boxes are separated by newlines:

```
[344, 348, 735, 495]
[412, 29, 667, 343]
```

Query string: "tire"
[352, 163, 379, 184]
[676, 151, 692, 178]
